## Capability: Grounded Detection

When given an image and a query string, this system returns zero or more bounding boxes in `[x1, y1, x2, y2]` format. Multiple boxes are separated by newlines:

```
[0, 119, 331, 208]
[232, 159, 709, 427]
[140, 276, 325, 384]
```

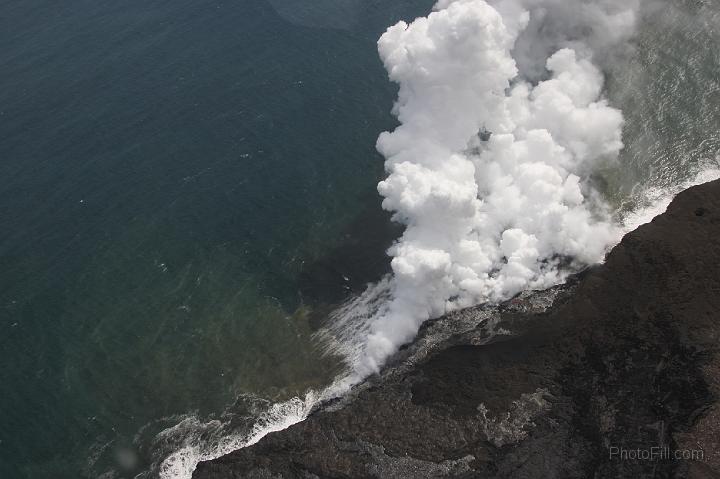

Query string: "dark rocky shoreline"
[194, 179, 720, 479]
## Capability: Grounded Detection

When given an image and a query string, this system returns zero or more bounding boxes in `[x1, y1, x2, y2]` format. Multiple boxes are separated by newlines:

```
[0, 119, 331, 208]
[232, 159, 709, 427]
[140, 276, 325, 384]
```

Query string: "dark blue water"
[0, 0, 433, 476]
[3, 0, 719, 476]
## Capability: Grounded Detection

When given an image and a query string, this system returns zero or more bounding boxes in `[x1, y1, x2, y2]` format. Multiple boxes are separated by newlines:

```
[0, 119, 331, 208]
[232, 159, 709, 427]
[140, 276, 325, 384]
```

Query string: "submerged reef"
[194, 179, 720, 478]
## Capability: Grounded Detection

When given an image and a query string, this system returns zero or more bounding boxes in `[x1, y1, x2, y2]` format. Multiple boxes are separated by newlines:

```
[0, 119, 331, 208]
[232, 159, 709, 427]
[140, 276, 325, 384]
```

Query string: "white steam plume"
[151, 3, 720, 477]
[350, 0, 644, 375]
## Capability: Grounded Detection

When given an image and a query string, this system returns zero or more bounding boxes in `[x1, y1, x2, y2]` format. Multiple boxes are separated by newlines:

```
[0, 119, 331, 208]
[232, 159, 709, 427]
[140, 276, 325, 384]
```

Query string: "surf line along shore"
[194, 178, 720, 478]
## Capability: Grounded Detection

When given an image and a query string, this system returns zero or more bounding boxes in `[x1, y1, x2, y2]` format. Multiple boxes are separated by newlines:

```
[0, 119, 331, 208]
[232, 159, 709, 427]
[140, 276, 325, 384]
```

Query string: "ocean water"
[1, 0, 719, 478]
[603, 0, 720, 203]
[0, 0, 433, 476]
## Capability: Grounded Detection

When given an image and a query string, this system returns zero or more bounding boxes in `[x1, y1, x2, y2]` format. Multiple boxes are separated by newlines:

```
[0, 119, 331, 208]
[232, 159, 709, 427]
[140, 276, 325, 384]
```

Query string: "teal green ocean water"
[0, 0, 433, 476]
[1, 0, 719, 477]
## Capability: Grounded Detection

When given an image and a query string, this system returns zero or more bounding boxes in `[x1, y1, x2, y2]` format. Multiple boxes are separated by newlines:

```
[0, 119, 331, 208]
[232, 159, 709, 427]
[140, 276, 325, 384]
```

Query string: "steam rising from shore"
[346, 0, 644, 375]
[155, 1, 720, 477]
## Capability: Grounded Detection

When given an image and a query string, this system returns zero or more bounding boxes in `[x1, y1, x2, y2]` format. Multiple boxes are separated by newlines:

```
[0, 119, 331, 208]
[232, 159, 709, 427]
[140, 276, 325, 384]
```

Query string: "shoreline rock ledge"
[194, 179, 720, 479]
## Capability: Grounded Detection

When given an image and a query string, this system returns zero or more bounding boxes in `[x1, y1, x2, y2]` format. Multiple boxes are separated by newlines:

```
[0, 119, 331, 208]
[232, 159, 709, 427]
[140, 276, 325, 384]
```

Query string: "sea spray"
[619, 168, 720, 233]
[156, 391, 317, 478]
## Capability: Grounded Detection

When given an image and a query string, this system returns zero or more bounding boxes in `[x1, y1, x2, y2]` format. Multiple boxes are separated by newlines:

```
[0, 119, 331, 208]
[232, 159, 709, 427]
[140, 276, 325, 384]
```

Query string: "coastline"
[193, 178, 720, 478]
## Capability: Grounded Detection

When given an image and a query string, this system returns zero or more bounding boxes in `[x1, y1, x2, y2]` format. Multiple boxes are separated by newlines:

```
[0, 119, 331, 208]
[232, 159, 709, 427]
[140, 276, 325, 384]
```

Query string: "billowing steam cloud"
[155, 2, 720, 477]
[347, 0, 645, 375]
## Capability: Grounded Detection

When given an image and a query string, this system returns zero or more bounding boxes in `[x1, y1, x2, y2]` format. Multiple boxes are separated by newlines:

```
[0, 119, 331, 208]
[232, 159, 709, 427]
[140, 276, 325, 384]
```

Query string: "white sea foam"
[620, 167, 720, 232]
[155, 379, 360, 479]
[156, 392, 317, 479]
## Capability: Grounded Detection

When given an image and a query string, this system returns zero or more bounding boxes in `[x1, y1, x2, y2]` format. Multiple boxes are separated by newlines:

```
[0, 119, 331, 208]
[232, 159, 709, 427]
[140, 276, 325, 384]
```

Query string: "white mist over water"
[321, 0, 719, 379]
[353, 0, 636, 375]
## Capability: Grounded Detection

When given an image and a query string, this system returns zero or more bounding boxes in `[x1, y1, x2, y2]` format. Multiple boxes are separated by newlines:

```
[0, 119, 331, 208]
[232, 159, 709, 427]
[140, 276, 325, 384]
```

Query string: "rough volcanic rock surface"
[194, 180, 720, 479]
